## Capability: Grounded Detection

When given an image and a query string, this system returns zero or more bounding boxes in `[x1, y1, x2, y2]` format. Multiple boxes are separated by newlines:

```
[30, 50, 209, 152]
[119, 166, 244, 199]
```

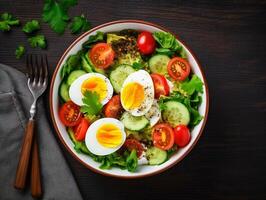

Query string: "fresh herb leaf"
[82, 31, 104, 49]
[180, 75, 203, 96]
[28, 34, 46, 49]
[155, 48, 175, 57]
[80, 91, 103, 115]
[153, 31, 186, 58]
[60, 52, 82, 79]
[126, 150, 138, 172]
[0, 12, 20, 32]
[22, 19, 40, 34]
[15, 45, 25, 59]
[167, 145, 178, 159]
[69, 14, 90, 34]
[132, 62, 143, 70]
[42, 0, 77, 35]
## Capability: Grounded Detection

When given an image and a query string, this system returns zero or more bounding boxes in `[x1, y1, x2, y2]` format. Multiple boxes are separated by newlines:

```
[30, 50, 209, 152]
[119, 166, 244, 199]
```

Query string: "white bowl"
[49, 20, 209, 178]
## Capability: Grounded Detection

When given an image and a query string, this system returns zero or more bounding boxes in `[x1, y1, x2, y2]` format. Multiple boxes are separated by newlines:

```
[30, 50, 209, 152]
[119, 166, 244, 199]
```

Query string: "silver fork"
[14, 54, 48, 198]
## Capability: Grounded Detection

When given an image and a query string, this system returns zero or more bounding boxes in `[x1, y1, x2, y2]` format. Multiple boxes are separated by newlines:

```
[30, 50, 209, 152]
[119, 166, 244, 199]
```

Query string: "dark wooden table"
[1, 0, 266, 199]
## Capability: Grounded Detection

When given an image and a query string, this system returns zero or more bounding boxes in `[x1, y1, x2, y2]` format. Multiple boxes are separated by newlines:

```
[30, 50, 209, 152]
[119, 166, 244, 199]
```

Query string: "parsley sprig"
[80, 91, 103, 116]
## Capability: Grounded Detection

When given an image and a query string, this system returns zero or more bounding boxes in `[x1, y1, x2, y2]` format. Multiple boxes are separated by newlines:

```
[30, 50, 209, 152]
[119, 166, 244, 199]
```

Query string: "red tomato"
[137, 31, 156, 55]
[152, 123, 175, 150]
[89, 43, 115, 69]
[174, 125, 191, 147]
[151, 73, 170, 98]
[167, 57, 191, 81]
[59, 101, 82, 127]
[74, 118, 90, 141]
[124, 139, 144, 157]
[103, 95, 123, 118]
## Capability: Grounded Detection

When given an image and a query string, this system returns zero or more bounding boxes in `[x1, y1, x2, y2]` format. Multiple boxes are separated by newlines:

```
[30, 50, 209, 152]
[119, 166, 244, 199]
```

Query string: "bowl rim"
[49, 19, 209, 179]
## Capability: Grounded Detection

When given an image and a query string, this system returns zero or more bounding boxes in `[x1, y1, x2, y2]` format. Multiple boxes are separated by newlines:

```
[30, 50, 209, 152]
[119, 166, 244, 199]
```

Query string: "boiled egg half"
[69, 73, 113, 106]
[85, 118, 126, 156]
[120, 70, 154, 116]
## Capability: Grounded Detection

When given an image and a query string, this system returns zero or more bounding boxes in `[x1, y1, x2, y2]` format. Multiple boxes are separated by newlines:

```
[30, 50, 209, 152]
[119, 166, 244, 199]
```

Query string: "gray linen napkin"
[0, 64, 83, 200]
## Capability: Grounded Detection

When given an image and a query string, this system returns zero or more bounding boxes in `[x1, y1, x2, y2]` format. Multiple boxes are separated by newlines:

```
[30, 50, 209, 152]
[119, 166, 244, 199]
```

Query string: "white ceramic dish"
[50, 20, 209, 178]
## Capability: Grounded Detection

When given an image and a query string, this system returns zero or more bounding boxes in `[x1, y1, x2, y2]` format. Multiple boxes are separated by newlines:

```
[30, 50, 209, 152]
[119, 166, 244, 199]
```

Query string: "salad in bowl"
[50, 21, 208, 178]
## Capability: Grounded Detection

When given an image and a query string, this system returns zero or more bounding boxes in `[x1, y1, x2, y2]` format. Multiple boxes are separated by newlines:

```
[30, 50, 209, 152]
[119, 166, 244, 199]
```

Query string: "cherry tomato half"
[137, 31, 156, 55]
[59, 101, 82, 127]
[152, 123, 175, 150]
[103, 95, 123, 118]
[74, 118, 90, 141]
[167, 57, 191, 81]
[174, 125, 191, 147]
[151, 73, 170, 98]
[124, 139, 144, 157]
[90, 43, 115, 69]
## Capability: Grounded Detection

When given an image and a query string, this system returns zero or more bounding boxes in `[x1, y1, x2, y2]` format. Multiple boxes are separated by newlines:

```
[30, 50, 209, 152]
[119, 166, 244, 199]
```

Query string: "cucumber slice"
[121, 112, 149, 131]
[110, 65, 135, 93]
[149, 54, 170, 75]
[82, 55, 93, 73]
[162, 101, 190, 127]
[146, 147, 167, 165]
[67, 128, 90, 154]
[59, 82, 70, 102]
[67, 70, 86, 85]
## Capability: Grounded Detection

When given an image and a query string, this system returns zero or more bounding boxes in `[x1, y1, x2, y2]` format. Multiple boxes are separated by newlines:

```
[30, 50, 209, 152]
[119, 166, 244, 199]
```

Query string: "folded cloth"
[0, 64, 83, 200]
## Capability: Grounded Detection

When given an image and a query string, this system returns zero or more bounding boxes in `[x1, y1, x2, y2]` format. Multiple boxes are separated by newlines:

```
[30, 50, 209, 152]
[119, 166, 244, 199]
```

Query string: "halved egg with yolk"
[69, 73, 113, 106]
[85, 118, 126, 156]
[121, 70, 154, 116]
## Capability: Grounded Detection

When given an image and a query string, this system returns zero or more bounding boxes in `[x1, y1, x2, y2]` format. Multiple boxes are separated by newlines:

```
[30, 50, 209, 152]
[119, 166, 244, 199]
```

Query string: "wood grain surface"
[1, 0, 266, 199]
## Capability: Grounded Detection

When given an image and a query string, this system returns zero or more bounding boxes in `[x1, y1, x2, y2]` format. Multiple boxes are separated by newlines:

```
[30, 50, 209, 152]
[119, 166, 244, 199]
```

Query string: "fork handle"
[14, 119, 35, 190]
[31, 134, 42, 198]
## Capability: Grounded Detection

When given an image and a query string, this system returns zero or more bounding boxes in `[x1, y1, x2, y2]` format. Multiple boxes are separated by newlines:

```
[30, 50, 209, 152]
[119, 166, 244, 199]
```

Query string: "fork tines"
[26, 54, 48, 85]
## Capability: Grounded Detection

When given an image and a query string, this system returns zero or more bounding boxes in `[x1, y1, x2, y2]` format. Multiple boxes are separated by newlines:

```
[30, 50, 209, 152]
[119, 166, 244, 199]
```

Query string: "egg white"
[145, 100, 161, 127]
[69, 73, 113, 106]
[85, 118, 126, 156]
[121, 70, 154, 116]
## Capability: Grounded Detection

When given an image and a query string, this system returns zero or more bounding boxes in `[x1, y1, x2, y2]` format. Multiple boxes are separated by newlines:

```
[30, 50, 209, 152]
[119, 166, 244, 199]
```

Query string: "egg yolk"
[81, 77, 107, 101]
[121, 82, 145, 109]
[96, 124, 123, 148]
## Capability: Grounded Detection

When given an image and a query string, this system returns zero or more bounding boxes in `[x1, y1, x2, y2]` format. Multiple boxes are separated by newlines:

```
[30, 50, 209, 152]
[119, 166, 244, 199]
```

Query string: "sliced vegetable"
[67, 70, 86, 85]
[146, 146, 167, 165]
[121, 112, 149, 131]
[68, 127, 90, 154]
[74, 118, 90, 141]
[59, 82, 70, 102]
[124, 139, 144, 158]
[152, 123, 175, 150]
[167, 57, 190, 81]
[151, 73, 170, 98]
[162, 101, 190, 127]
[89, 43, 115, 69]
[174, 125, 191, 147]
[149, 54, 170, 75]
[109, 65, 135, 93]
[107, 33, 126, 44]
[59, 101, 82, 127]
[137, 31, 156, 55]
[103, 95, 123, 118]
